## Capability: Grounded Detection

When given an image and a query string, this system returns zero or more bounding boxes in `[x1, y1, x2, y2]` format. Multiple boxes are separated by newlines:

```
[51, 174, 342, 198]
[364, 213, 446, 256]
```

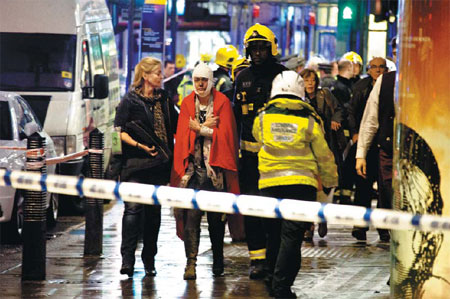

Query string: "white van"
[0, 0, 120, 211]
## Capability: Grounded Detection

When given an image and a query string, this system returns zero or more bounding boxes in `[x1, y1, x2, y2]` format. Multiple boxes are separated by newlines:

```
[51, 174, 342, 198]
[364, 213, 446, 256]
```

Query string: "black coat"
[331, 75, 353, 108]
[233, 58, 287, 150]
[347, 76, 373, 137]
[114, 89, 178, 181]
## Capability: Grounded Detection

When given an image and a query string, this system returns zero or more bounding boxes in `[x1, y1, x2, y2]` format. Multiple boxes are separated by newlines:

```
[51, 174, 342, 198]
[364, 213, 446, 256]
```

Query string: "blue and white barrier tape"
[1, 169, 450, 232]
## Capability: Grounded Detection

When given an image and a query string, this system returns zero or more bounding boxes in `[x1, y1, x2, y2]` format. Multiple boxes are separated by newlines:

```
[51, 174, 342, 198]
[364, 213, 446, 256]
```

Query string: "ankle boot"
[184, 258, 197, 280]
[249, 259, 266, 279]
[144, 258, 156, 276]
[184, 228, 200, 280]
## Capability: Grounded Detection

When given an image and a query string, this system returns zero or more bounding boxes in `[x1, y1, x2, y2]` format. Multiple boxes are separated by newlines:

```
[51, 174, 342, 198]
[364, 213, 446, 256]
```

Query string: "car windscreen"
[0, 101, 13, 140]
[0, 32, 76, 92]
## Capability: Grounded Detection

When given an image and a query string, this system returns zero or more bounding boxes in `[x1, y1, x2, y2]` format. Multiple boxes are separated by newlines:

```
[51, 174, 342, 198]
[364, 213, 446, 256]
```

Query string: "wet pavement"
[0, 201, 391, 298]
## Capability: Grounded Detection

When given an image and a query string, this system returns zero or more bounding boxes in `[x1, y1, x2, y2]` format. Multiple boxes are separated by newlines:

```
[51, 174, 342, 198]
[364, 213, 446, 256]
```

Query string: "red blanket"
[170, 89, 244, 240]
[170, 89, 239, 192]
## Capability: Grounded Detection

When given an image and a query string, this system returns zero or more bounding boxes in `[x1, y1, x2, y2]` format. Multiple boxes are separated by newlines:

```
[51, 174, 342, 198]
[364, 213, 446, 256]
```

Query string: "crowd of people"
[113, 23, 397, 299]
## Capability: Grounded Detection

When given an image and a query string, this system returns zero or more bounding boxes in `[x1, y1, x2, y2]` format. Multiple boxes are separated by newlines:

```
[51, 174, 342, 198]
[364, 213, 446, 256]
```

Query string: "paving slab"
[0, 201, 390, 298]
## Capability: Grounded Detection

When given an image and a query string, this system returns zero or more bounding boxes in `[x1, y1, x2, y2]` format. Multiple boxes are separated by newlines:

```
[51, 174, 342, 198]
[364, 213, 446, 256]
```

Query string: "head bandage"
[192, 62, 213, 97]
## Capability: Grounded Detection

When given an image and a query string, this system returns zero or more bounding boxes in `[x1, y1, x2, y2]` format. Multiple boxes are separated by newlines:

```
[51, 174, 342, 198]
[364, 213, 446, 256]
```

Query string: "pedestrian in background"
[284, 54, 306, 74]
[115, 57, 178, 277]
[300, 68, 345, 240]
[318, 62, 335, 89]
[355, 71, 396, 243]
[252, 70, 338, 298]
[163, 60, 183, 106]
[171, 62, 240, 280]
[330, 58, 355, 204]
[348, 57, 388, 241]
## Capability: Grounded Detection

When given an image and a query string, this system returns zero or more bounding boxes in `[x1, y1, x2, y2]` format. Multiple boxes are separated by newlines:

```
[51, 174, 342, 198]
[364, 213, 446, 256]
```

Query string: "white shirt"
[355, 74, 383, 159]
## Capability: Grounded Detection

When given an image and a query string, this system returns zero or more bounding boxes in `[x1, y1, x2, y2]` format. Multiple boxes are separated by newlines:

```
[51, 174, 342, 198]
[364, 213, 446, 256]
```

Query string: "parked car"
[0, 92, 58, 243]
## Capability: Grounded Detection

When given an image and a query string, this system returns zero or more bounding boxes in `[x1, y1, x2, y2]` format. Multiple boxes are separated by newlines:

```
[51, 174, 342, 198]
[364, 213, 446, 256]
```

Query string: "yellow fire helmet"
[200, 53, 213, 63]
[215, 45, 239, 69]
[231, 56, 250, 81]
[343, 51, 363, 65]
[175, 54, 186, 69]
[244, 23, 278, 57]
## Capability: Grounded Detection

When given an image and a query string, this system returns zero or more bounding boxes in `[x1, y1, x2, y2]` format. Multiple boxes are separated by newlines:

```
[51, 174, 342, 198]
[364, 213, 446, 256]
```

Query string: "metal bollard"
[22, 132, 47, 280]
[84, 128, 104, 256]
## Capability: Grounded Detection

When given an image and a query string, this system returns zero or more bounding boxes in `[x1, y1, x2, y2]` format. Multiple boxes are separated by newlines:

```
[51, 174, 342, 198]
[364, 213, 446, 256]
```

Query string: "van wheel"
[0, 192, 23, 244]
[46, 193, 59, 228]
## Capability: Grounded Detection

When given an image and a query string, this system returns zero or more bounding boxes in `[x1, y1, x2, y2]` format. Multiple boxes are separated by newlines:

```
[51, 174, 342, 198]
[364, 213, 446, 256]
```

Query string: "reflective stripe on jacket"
[252, 97, 338, 190]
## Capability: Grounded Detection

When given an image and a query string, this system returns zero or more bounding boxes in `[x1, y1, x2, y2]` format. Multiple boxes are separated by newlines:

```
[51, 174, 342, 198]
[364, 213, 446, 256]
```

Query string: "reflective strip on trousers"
[241, 140, 261, 153]
[260, 169, 315, 181]
[249, 248, 266, 260]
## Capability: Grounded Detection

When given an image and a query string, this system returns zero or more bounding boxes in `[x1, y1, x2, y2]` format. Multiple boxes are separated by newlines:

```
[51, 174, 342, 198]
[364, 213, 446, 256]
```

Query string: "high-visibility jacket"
[252, 97, 338, 190]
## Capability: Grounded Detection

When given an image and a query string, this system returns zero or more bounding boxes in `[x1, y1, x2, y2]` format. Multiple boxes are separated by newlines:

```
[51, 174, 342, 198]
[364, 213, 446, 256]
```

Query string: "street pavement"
[0, 200, 390, 298]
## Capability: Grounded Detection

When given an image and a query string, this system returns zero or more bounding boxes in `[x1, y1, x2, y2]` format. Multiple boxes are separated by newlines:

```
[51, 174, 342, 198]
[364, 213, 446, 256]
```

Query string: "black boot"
[120, 263, 134, 277]
[378, 229, 390, 242]
[352, 228, 367, 241]
[209, 212, 225, 277]
[212, 255, 224, 277]
[249, 259, 266, 279]
[144, 258, 156, 276]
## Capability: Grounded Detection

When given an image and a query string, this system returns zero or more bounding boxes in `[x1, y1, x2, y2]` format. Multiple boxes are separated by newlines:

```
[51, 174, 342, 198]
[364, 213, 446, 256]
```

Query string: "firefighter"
[214, 45, 239, 93]
[252, 70, 338, 298]
[222, 56, 250, 102]
[342, 51, 363, 84]
[233, 23, 287, 279]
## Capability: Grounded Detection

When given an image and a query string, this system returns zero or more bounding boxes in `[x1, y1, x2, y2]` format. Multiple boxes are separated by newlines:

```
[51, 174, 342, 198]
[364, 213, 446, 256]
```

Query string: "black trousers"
[239, 154, 266, 254]
[120, 169, 166, 268]
[260, 184, 316, 294]
[353, 146, 379, 210]
[378, 149, 393, 210]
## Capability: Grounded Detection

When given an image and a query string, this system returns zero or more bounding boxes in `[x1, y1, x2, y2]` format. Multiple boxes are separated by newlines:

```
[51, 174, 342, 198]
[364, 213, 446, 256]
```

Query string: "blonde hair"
[131, 57, 161, 95]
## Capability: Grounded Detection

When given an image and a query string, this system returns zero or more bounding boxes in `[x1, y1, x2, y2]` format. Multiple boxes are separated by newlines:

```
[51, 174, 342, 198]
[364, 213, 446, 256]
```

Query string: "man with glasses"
[233, 23, 286, 281]
[347, 57, 389, 241]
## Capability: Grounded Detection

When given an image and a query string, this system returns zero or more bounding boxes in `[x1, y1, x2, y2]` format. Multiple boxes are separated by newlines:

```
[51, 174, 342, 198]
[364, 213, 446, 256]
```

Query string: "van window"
[89, 35, 105, 75]
[0, 33, 76, 92]
[100, 31, 119, 82]
[0, 101, 13, 140]
[82, 40, 93, 91]
[16, 96, 41, 134]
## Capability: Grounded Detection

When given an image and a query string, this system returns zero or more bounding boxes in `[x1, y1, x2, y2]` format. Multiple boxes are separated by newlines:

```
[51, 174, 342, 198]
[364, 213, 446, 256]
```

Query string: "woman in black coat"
[114, 57, 177, 277]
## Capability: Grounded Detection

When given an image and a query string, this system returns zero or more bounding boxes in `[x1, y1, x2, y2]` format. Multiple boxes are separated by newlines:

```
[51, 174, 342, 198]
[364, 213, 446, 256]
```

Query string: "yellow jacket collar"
[267, 97, 315, 112]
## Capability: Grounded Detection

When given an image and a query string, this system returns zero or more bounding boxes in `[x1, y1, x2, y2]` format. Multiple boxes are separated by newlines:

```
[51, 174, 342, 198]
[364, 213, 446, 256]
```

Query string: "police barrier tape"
[0, 146, 102, 166]
[1, 169, 450, 232]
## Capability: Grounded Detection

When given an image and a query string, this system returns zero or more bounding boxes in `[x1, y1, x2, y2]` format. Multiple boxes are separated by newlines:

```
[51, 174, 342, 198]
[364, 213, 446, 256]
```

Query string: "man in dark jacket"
[233, 23, 287, 280]
[356, 71, 396, 242]
[348, 57, 388, 240]
[330, 58, 354, 203]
